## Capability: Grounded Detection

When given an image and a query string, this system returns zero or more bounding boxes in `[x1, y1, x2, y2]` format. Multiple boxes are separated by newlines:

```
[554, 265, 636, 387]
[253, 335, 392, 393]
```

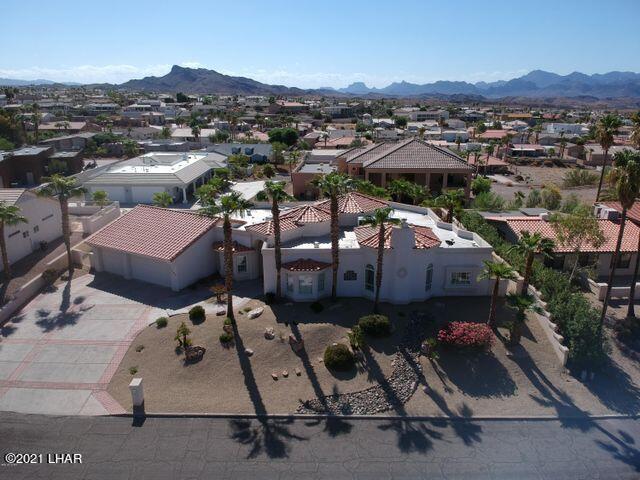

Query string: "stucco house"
[82, 152, 226, 205]
[86, 193, 495, 302]
[337, 138, 473, 199]
[0, 189, 62, 271]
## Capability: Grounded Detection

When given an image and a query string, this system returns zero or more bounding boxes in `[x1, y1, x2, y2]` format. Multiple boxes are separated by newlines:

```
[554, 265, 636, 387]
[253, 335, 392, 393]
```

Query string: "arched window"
[365, 264, 375, 292]
[425, 264, 433, 291]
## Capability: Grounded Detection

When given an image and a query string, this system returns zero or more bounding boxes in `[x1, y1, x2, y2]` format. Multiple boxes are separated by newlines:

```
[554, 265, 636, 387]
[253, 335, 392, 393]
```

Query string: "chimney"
[313, 241, 319, 249]
[391, 220, 415, 250]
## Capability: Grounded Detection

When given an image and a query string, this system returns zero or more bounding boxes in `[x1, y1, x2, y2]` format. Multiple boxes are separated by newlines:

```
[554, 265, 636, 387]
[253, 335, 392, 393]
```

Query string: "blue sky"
[2, 0, 639, 87]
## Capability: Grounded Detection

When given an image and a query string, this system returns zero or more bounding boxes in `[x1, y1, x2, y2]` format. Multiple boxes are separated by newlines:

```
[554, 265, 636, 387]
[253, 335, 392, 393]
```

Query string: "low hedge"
[437, 321, 493, 350]
[459, 211, 606, 367]
[324, 343, 355, 371]
[358, 314, 391, 337]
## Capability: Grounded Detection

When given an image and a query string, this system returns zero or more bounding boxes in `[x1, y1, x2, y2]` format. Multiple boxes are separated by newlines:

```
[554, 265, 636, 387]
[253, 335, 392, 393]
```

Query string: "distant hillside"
[339, 69, 640, 99]
[117, 65, 336, 96]
[0, 78, 81, 87]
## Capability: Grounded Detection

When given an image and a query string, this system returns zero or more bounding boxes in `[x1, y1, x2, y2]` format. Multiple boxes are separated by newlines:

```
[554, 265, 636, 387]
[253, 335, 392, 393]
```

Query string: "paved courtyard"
[0, 273, 258, 416]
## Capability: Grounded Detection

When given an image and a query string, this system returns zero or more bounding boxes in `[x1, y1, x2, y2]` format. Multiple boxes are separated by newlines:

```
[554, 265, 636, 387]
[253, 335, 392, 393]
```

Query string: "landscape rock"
[264, 328, 275, 340]
[244, 348, 254, 356]
[296, 311, 428, 415]
[271, 373, 278, 380]
[247, 307, 264, 319]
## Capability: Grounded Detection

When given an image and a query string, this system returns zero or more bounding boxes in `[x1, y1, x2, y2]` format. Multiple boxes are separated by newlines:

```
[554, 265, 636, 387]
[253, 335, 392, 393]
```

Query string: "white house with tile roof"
[86, 193, 495, 302]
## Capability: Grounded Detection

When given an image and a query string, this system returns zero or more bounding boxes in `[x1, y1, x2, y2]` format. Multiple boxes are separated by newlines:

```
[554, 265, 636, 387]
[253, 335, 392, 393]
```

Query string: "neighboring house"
[291, 162, 336, 198]
[0, 146, 66, 187]
[82, 152, 226, 205]
[87, 193, 495, 301]
[486, 213, 640, 281]
[508, 144, 546, 157]
[466, 154, 509, 174]
[39, 121, 96, 134]
[0, 188, 62, 271]
[583, 144, 638, 167]
[171, 127, 217, 143]
[337, 138, 473, 198]
[208, 143, 272, 164]
[39, 132, 96, 152]
[477, 129, 514, 141]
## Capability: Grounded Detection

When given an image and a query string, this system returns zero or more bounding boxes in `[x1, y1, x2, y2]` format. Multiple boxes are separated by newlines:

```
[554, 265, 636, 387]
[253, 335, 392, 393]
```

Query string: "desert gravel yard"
[108, 296, 640, 417]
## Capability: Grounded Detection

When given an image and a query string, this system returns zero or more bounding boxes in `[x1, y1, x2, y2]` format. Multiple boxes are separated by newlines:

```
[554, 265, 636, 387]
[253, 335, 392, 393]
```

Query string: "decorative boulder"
[185, 346, 206, 363]
[215, 307, 226, 316]
[247, 307, 264, 319]
[223, 324, 233, 334]
[264, 328, 275, 340]
[244, 348, 254, 356]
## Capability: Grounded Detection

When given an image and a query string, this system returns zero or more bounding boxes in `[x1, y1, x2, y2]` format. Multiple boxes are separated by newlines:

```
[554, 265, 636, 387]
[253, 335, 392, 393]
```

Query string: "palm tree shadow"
[228, 318, 307, 458]
[377, 419, 443, 454]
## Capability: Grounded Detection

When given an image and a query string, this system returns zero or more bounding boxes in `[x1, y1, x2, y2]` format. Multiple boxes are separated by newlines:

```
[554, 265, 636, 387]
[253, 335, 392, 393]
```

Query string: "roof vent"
[539, 213, 550, 221]
[313, 241, 320, 248]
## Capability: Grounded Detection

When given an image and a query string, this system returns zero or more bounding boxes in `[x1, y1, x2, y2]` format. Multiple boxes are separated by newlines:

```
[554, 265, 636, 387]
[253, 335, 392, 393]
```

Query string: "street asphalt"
[0, 413, 638, 479]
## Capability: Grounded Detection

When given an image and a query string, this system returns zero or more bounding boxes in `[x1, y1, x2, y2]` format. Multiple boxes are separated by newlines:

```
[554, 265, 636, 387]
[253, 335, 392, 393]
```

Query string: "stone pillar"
[129, 378, 144, 407]
[442, 172, 448, 190]
[182, 187, 188, 204]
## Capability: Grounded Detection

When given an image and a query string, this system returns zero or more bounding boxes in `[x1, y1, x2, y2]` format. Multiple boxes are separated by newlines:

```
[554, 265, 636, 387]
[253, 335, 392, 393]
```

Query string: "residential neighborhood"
[1, 1, 640, 478]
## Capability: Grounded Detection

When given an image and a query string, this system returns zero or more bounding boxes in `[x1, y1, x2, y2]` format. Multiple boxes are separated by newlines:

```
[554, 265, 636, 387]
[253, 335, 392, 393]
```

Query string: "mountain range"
[338, 70, 640, 98]
[2, 66, 640, 100]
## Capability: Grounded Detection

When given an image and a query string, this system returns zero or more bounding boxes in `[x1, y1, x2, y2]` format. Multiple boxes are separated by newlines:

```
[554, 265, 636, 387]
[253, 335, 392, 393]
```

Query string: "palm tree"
[312, 172, 353, 300]
[595, 114, 623, 201]
[287, 150, 301, 182]
[387, 178, 412, 202]
[407, 182, 429, 205]
[479, 260, 517, 327]
[199, 192, 253, 319]
[361, 207, 400, 313]
[505, 293, 540, 346]
[532, 124, 542, 144]
[508, 231, 554, 294]
[600, 150, 640, 328]
[0, 202, 27, 286]
[425, 189, 465, 223]
[260, 181, 293, 299]
[91, 190, 109, 209]
[152, 191, 174, 208]
[190, 124, 201, 142]
[630, 111, 640, 149]
[37, 175, 86, 274]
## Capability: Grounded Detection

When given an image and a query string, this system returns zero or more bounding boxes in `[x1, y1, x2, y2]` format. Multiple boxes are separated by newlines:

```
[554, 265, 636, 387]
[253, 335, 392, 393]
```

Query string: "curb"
[107, 412, 640, 422]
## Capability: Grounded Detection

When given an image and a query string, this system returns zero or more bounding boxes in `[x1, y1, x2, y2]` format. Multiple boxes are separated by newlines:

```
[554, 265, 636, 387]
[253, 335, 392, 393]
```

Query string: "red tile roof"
[316, 192, 388, 214]
[280, 204, 332, 223]
[245, 204, 331, 236]
[478, 129, 513, 140]
[282, 258, 331, 271]
[354, 223, 441, 249]
[212, 241, 254, 253]
[489, 216, 640, 253]
[86, 205, 218, 261]
[466, 155, 508, 167]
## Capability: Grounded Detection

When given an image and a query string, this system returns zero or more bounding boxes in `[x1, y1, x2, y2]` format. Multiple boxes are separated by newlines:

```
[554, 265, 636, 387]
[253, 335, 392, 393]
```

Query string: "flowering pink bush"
[437, 322, 493, 350]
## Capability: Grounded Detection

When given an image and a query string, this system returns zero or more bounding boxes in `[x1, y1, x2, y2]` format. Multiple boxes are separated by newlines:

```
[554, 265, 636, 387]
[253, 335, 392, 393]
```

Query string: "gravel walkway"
[296, 312, 428, 415]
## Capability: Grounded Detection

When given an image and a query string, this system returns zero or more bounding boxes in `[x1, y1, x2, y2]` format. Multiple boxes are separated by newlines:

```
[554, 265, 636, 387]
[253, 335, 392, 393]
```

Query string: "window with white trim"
[365, 264, 375, 291]
[425, 264, 433, 291]
[450, 271, 471, 286]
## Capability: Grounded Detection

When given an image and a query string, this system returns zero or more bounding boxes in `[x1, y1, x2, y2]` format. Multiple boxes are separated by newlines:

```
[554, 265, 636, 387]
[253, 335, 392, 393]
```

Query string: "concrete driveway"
[0, 273, 258, 416]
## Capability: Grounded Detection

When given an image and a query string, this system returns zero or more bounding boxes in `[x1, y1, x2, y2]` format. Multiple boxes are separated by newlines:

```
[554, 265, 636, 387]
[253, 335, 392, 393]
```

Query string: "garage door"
[130, 255, 172, 288]
[132, 186, 164, 204]
[101, 249, 127, 277]
[92, 186, 126, 203]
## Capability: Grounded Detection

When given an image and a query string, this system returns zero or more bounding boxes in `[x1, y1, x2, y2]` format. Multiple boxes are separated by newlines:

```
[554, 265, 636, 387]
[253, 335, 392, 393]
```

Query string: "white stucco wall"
[2, 194, 62, 271]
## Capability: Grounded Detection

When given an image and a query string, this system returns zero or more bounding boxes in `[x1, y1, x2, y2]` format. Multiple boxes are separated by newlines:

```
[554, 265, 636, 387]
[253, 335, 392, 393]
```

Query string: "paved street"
[0, 413, 638, 479]
[0, 273, 258, 416]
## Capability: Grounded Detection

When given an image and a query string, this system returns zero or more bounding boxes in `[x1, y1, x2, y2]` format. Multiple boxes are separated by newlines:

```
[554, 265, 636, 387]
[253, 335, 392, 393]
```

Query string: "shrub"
[189, 305, 205, 323]
[155, 317, 168, 328]
[135, 344, 144, 352]
[437, 322, 493, 350]
[563, 169, 598, 188]
[219, 332, 234, 344]
[264, 292, 276, 305]
[358, 314, 391, 337]
[129, 366, 138, 375]
[310, 301, 324, 313]
[347, 325, 366, 350]
[42, 268, 58, 285]
[473, 191, 505, 211]
[471, 176, 492, 195]
[223, 317, 233, 326]
[323, 344, 355, 371]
